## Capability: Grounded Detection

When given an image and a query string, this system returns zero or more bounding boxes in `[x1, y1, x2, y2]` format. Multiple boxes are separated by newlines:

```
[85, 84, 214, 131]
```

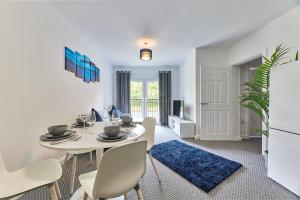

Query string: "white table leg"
[89, 151, 93, 165]
[96, 149, 103, 169]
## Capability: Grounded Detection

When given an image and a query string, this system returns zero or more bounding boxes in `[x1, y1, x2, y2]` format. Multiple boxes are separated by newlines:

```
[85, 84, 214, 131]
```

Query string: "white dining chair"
[79, 140, 147, 200]
[64, 150, 95, 194]
[0, 155, 62, 200]
[139, 117, 161, 182]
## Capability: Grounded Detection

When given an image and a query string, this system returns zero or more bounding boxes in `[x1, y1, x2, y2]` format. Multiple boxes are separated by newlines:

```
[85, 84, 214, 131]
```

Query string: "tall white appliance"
[268, 61, 300, 196]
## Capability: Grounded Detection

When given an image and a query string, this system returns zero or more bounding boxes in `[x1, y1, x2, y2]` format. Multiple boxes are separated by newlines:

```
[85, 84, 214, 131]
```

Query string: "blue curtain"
[116, 71, 131, 114]
[159, 71, 171, 125]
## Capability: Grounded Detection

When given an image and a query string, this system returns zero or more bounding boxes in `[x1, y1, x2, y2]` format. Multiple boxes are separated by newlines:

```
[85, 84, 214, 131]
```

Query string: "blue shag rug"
[150, 140, 242, 192]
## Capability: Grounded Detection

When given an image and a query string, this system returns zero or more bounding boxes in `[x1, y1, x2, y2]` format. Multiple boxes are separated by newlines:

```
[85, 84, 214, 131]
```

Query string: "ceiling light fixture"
[140, 42, 152, 61]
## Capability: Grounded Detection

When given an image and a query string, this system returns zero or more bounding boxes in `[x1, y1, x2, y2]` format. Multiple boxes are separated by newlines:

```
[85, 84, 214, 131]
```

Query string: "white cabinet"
[268, 61, 300, 196]
[168, 115, 195, 138]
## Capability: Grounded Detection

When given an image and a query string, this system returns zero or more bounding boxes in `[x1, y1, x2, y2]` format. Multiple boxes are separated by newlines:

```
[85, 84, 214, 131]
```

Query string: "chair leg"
[64, 153, 70, 167]
[134, 183, 144, 200]
[83, 192, 88, 200]
[48, 183, 58, 200]
[70, 155, 77, 194]
[89, 151, 93, 165]
[136, 189, 144, 200]
[54, 181, 62, 199]
[148, 153, 161, 182]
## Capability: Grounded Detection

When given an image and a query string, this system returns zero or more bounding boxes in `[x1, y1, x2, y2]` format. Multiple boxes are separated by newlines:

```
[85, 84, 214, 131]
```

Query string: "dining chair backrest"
[141, 117, 156, 151]
[92, 140, 147, 199]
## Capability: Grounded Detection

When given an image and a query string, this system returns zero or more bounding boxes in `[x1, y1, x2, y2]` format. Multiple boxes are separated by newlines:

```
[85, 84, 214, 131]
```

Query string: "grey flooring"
[20, 126, 299, 200]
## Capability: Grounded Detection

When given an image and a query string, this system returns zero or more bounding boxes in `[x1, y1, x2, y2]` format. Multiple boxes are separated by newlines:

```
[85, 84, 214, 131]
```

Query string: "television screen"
[173, 100, 184, 118]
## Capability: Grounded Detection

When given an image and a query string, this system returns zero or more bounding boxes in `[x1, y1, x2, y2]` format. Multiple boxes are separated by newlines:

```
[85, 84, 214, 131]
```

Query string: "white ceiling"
[52, 0, 299, 67]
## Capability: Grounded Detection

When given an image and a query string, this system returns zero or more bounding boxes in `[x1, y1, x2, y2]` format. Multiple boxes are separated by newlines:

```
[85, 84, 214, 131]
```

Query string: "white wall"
[112, 66, 179, 106]
[229, 5, 300, 65]
[197, 48, 229, 66]
[0, 2, 112, 170]
[179, 49, 196, 121]
[0, 2, 3, 153]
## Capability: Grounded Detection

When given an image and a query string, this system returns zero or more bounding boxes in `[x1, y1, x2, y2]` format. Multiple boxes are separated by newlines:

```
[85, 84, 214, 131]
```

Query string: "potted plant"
[239, 44, 298, 167]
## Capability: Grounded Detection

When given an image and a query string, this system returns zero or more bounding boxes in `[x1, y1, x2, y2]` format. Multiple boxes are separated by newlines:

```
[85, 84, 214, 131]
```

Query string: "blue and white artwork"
[65, 47, 76, 73]
[95, 67, 100, 82]
[90, 62, 96, 82]
[75, 52, 84, 79]
[65, 47, 100, 83]
[84, 55, 91, 83]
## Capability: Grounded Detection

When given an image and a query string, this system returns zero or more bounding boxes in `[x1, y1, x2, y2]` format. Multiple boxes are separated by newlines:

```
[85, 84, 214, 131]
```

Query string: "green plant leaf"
[239, 44, 292, 137]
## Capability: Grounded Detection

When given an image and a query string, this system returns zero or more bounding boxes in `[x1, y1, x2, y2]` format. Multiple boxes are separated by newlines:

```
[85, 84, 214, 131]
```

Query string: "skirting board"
[241, 136, 262, 140]
[194, 135, 201, 140]
[195, 135, 242, 141]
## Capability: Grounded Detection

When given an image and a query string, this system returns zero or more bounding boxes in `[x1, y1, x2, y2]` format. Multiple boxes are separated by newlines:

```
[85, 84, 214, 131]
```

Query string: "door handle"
[201, 102, 209, 105]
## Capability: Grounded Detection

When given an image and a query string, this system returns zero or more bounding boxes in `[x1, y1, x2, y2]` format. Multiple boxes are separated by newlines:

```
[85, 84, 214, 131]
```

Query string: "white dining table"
[39, 122, 145, 168]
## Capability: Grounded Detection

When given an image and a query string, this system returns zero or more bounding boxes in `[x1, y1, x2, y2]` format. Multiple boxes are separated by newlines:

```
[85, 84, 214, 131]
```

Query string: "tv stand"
[168, 115, 195, 138]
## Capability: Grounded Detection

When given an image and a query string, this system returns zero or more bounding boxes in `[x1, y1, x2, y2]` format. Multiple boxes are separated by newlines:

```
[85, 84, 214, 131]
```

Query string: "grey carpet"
[19, 126, 300, 200]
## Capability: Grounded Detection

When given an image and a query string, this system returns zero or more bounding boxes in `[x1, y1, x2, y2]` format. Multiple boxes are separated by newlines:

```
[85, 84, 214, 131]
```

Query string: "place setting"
[118, 115, 137, 127]
[97, 125, 128, 142]
[39, 125, 81, 145]
[97, 115, 137, 142]
[71, 113, 94, 129]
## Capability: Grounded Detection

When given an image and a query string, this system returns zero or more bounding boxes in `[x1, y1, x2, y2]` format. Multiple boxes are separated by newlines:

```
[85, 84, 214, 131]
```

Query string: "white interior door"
[201, 66, 235, 140]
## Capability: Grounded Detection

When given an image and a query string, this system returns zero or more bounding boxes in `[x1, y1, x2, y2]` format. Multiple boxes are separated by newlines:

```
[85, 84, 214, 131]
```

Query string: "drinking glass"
[101, 109, 109, 122]
[112, 110, 119, 124]
[87, 112, 96, 135]
[79, 113, 88, 129]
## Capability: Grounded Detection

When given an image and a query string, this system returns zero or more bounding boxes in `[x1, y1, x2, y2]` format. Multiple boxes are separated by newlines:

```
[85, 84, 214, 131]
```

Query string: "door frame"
[234, 55, 263, 139]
